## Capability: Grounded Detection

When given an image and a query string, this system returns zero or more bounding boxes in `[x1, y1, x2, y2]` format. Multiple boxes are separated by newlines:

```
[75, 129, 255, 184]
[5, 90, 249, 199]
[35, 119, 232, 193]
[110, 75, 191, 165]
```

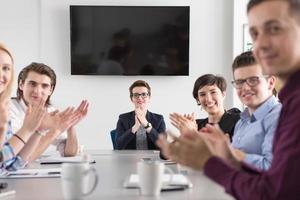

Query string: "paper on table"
[0, 167, 62, 179]
[123, 174, 193, 188]
[39, 155, 96, 164]
[0, 190, 16, 198]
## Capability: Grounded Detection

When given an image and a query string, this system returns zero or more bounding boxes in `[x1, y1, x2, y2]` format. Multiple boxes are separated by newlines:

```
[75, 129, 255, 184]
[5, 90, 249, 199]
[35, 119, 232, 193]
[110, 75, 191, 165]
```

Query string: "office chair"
[110, 129, 117, 150]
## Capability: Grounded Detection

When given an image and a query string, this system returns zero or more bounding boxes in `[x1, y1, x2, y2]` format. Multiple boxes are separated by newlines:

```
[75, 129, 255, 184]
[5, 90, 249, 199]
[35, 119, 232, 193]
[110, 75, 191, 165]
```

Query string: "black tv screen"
[70, 6, 190, 75]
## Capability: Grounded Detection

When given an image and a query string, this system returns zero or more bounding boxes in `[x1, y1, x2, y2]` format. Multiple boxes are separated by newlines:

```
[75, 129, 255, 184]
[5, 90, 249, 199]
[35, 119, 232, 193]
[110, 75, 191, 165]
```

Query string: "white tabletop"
[1, 150, 235, 200]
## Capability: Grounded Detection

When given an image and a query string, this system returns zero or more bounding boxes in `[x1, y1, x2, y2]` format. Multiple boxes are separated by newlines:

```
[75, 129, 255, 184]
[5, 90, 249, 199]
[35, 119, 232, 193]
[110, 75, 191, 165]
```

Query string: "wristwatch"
[144, 122, 152, 129]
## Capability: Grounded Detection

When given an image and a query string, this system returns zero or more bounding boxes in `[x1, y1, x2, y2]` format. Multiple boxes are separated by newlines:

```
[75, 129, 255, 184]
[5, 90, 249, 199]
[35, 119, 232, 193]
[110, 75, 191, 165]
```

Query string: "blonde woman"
[0, 43, 46, 172]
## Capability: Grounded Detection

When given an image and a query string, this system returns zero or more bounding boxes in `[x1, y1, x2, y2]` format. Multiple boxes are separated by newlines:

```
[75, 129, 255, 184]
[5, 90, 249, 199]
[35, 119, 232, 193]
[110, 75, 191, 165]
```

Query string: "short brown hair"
[17, 62, 56, 106]
[232, 51, 256, 73]
[247, 0, 300, 23]
[0, 43, 14, 101]
[192, 74, 227, 105]
[129, 80, 151, 98]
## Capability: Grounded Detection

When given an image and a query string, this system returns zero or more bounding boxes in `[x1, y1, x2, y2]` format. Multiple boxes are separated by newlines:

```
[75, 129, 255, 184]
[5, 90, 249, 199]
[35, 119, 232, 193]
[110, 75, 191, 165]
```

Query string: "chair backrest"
[110, 129, 117, 150]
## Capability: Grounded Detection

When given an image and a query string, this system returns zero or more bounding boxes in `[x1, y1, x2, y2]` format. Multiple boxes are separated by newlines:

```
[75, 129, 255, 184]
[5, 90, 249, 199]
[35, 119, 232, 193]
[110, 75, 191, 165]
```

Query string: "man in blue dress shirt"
[230, 51, 281, 170]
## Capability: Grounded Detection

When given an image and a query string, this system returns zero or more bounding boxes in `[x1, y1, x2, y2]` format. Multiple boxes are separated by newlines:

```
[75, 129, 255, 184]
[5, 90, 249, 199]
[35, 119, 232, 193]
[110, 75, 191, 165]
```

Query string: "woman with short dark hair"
[192, 74, 240, 139]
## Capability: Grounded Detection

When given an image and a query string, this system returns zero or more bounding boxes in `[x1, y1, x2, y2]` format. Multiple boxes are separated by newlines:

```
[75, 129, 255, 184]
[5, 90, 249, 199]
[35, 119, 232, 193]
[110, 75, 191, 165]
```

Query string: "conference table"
[2, 150, 235, 200]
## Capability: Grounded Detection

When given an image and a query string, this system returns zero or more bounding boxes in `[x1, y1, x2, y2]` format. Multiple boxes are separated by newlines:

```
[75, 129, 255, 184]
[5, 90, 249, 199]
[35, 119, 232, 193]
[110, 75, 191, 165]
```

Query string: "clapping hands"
[157, 113, 240, 170]
[0, 98, 9, 147]
[38, 100, 89, 134]
[0, 99, 9, 131]
[132, 107, 147, 133]
[157, 131, 212, 170]
[21, 99, 47, 134]
[135, 107, 147, 126]
[169, 112, 198, 136]
[199, 124, 240, 167]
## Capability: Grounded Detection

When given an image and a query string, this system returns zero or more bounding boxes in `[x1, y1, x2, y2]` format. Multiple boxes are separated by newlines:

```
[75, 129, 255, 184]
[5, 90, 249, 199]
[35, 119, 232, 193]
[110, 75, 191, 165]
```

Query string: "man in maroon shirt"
[157, 0, 300, 199]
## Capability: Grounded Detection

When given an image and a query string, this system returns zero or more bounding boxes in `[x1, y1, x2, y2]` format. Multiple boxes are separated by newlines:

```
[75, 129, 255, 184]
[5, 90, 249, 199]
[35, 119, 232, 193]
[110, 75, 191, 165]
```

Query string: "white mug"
[137, 160, 173, 196]
[61, 162, 98, 200]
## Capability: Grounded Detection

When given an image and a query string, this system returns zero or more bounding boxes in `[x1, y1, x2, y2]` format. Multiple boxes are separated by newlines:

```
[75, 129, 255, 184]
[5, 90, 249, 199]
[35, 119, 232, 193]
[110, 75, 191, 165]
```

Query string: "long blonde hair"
[0, 43, 14, 102]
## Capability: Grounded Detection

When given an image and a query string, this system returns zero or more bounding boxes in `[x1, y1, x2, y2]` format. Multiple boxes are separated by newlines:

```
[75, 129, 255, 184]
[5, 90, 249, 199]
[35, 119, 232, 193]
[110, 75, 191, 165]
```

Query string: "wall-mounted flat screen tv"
[70, 5, 190, 75]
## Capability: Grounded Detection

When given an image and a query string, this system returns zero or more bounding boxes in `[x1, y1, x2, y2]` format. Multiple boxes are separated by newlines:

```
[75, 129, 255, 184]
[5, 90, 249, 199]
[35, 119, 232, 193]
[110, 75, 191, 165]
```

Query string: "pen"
[40, 162, 62, 165]
[0, 190, 16, 198]
[161, 186, 185, 192]
[41, 161, 96, 165]
[48, 172, 61, 175]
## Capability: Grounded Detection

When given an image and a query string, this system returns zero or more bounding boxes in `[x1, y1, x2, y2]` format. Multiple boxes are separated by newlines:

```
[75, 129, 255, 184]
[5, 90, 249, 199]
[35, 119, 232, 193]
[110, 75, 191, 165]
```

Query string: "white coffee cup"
[137, 160, 173, 196]
[61, 162, 98, 200]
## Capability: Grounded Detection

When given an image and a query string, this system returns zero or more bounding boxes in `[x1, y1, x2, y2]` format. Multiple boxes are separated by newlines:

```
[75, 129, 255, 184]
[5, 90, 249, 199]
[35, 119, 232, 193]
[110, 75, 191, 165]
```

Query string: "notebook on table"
[0, 168, 62, 178]
[123, 174, 193, 191]
[39, 155, 96, 164]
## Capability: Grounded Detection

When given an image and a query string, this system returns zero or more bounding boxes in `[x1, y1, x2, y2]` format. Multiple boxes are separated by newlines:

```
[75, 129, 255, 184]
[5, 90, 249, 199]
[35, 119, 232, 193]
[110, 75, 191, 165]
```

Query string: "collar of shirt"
[279, 68, 300, 103]
[19, 99, 27, 113]
[240, 96, 279, 123]
[18, 98, 54, 112]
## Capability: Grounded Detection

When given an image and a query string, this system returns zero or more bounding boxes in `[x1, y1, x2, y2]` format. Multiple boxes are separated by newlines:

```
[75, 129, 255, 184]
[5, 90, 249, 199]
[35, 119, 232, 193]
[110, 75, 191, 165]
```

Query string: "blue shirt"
[232, 96, 281, 170]
[0, 121, 27, 175]
[204, 69, 300, 200]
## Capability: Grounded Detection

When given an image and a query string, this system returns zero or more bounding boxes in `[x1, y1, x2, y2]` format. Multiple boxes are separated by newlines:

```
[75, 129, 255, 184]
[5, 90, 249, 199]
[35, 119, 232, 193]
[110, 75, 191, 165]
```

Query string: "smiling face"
[248, 0, 300, 82]
[131, 86, 150, 110]
[197, 84, 225, 115]
[233, 64, 274, 112]
[19, 71, 53, 106]
[0, 49, 13, 95]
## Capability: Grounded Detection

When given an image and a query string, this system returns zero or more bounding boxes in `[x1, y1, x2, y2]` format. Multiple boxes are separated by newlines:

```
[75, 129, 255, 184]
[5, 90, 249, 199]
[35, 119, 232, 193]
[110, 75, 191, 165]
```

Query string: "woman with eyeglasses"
[115, 80, 166, 150]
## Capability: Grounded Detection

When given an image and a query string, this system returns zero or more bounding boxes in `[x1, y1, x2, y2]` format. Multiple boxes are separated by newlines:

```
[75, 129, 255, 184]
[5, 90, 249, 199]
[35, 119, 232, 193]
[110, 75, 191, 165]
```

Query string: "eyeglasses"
[231, 75, 269, 89]
[131, 92, 149, 99]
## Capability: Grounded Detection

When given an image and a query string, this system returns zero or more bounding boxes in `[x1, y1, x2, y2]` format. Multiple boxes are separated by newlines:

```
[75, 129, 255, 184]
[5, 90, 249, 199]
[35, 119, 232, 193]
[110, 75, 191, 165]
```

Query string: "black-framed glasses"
[231, 75, 269, 89]
[131, 92, 149, 99]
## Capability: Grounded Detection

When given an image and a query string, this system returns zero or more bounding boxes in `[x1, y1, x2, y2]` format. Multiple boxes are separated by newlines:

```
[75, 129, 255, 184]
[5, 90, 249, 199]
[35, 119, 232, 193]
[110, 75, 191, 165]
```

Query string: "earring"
[197, 102, 203, 111]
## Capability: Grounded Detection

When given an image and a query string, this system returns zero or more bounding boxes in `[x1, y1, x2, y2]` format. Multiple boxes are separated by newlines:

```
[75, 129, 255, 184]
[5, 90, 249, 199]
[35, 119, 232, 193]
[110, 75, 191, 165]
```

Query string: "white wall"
[0, 0, 235, 150]
[233, 0, 248, 108]
[0, 0, 40, 79]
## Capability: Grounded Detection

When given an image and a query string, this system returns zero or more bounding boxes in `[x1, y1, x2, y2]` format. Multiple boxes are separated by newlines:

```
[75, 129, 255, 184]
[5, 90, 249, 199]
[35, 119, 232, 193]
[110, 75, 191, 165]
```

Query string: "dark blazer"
[115, 111, 166, 150]
[196, 108, 241, 140]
